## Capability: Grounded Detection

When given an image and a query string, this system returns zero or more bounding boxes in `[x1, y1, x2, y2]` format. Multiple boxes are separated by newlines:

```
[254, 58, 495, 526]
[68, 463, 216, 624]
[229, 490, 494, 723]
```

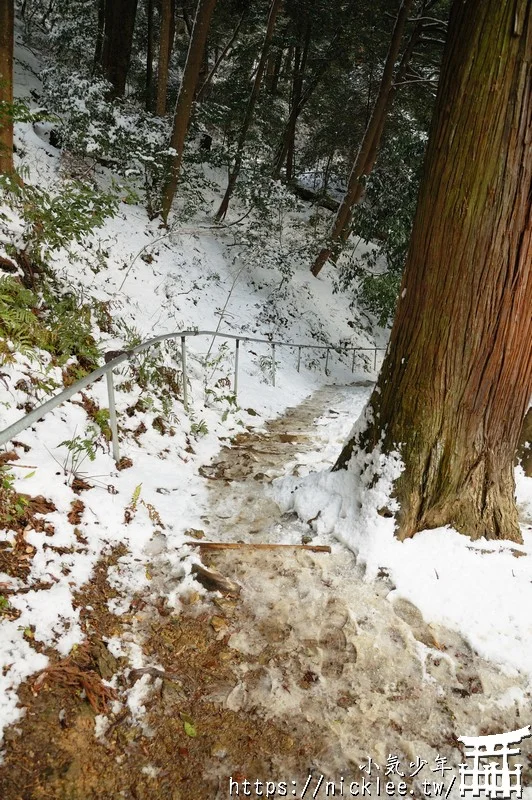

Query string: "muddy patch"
[0, 572, 327, 800]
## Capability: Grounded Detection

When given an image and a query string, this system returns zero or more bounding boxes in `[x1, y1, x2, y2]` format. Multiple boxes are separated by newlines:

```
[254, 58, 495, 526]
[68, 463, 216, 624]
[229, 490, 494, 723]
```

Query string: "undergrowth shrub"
[333, 126, 425, 327]
[0, 173, 115, 372]
[0, 173, 118, 282]
[0, 465, 28, 529]
[0, 277, 100, 370]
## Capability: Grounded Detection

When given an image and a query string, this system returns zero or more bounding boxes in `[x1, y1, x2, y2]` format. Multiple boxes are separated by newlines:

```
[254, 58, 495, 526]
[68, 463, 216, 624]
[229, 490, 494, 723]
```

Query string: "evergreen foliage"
[11, 0, 449, 328]
[0, 172, 116, 369]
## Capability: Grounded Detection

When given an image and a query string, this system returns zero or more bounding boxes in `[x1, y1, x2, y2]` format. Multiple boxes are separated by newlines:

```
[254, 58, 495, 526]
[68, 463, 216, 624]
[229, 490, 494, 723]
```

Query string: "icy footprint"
[318, 598, 357, 679]
[391, 596, 444, 649]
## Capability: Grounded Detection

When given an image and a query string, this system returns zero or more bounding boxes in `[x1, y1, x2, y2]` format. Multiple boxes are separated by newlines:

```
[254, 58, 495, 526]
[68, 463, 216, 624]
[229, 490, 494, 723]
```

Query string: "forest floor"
[1, 384, 530, 800]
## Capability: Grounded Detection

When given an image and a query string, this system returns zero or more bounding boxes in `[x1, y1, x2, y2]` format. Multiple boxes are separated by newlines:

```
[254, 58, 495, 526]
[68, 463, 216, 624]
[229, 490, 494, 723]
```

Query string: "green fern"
[0, 277, 100, 370]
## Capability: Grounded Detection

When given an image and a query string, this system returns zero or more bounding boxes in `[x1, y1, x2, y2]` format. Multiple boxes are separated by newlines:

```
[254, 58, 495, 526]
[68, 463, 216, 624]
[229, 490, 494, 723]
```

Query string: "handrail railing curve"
[0, 328, 386, 461]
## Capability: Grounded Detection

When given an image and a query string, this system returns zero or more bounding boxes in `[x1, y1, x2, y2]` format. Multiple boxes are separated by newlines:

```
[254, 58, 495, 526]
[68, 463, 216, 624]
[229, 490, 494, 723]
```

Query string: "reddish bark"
[0, 0, 14, 176]
[335, 0, 532, 543]
[160, 0, 217, 223]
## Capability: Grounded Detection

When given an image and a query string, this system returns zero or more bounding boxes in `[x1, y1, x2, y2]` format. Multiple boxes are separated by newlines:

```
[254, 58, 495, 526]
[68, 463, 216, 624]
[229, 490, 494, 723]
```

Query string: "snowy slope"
[272, 394, 532, 680]
[0, 32, 382, 740]
[1, 24, 532, 761]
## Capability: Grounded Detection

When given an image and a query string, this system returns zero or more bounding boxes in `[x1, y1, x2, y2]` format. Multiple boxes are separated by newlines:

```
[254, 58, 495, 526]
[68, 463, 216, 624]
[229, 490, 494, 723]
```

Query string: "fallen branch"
[187, 541, 331, 553]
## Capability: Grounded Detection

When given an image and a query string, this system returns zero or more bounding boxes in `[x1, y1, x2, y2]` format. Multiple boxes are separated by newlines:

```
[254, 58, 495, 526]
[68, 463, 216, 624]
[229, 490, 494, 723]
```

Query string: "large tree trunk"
[160, 0, 217, 224]
[155, 0, 173, 115]
[335, 0, 532, 544]
[0, 0, 15, 176]
[100, 0, 138, 97]
[310, 0, 413, 277]
[215, 0, 282, 222]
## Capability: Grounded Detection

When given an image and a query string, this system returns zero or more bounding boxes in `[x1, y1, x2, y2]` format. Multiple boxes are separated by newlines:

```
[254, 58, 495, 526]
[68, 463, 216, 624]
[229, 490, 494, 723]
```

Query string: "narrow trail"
[191, 382, 532, 794]
[199, 382, 370, 541]
[1, 384, 531, 800]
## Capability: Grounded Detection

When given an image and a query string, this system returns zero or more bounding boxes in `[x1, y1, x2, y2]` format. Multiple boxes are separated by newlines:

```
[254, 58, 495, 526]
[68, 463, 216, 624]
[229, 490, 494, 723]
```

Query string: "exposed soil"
[1, 384, 531, 799]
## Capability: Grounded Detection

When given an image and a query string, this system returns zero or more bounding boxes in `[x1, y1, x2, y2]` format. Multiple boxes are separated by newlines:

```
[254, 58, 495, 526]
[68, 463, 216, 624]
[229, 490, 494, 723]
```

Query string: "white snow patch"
[273, 400, 532, 680]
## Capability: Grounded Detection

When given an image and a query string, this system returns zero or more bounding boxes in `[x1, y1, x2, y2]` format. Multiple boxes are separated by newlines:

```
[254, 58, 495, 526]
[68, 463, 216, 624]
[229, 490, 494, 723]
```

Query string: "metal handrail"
[0, 328, 386, 461]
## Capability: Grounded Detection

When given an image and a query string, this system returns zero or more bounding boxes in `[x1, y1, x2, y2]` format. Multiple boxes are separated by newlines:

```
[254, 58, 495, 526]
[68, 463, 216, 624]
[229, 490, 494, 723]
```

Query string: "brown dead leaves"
[33, 645, 117, 714]
[67, 500, 85, 525]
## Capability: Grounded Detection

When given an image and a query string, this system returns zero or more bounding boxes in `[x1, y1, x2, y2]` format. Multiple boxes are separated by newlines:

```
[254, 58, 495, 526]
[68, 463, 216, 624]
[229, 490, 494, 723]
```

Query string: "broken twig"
[191, 562, 241, 594]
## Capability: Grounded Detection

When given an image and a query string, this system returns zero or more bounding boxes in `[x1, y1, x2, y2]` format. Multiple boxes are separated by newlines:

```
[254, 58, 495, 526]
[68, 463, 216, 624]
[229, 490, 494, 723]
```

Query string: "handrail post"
[271, 344, 276, 387]
[374, 348, 377, 371]
[297, 346, 301, 373]
[106, 371, 120, 462]
[234, 338, 240, 399]
[325, 348, 330, 376]
[181, 336, 189, 411]
[352, 349, 356, 373]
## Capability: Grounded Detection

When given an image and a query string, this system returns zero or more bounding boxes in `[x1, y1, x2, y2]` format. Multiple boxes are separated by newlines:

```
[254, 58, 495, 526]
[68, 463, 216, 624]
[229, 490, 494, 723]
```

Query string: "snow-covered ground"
[0, 33, 381, 741]
[273, 391, 532, 679]
[1, 24, 532, 779]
